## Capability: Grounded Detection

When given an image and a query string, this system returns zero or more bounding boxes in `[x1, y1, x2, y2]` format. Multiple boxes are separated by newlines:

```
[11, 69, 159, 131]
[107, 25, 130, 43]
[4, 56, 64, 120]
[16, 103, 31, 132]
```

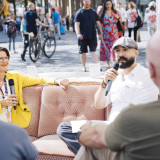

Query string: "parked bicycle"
[29, 26, 56, 62]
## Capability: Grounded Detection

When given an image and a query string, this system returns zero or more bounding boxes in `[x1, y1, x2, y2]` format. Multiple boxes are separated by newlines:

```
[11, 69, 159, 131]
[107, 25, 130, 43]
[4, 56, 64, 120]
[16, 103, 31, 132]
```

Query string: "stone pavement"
[0, 26, 150, 79]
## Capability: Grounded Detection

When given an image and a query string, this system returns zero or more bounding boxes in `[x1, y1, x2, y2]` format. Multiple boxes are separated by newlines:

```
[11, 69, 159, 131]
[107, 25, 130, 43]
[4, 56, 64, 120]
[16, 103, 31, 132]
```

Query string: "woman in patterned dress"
[99, 0, 121, 69]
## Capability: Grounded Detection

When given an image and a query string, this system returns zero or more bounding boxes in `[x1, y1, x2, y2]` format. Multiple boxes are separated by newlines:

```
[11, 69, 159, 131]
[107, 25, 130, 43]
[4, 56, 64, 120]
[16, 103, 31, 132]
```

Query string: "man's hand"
[1, 95, 18, 108]
[104, 68, 119, 84]
[80, 121, 92, 131]
[77, 33, 83, 40]
[98, 34, 103, 40]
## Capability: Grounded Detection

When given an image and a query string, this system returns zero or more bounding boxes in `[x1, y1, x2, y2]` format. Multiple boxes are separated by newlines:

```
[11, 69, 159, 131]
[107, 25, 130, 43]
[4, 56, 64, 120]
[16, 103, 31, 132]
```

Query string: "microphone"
[105, 62, 119, 96]
[8, 79, 16, 110]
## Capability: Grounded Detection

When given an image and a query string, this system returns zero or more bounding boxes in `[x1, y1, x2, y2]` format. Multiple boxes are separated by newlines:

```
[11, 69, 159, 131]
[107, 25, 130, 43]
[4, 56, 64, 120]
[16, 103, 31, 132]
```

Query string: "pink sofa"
[24, 83, 108, 160]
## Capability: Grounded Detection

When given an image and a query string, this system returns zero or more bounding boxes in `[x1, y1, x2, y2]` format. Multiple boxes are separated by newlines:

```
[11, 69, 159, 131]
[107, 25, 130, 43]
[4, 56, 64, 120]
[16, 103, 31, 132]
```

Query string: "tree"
[6, 0, 16, 15]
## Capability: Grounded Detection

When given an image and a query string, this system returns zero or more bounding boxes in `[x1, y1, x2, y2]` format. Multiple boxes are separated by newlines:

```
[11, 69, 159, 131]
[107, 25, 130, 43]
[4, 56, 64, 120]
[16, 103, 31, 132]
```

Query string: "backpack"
[8, 21, 16, 34]
[135, 10, 143, 29]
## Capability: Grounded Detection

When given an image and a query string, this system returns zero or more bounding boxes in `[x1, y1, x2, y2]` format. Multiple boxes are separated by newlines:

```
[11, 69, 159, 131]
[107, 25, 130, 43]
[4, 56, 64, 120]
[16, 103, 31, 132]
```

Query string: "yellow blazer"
[0, 71, 55, 128]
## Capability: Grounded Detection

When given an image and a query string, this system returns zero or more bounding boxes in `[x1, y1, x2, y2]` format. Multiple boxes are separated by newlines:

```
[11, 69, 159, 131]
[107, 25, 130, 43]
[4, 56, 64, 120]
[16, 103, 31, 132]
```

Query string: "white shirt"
[105, 64, 159, 122]
[117, 8, 126, 22]
[126, 9, 138, 28]
[0, 78, 12, 122]
[145, 11, 156, 29]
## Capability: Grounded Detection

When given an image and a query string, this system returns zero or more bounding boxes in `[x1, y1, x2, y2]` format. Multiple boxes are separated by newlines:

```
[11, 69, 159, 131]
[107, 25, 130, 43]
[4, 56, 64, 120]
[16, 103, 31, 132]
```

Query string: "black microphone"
[8, 79, 16, 110]
[105, 62, 119, 96]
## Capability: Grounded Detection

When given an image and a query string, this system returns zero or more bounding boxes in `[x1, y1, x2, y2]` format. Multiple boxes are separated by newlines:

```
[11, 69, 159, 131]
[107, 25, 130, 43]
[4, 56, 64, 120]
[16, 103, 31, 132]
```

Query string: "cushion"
[38, 85, 105, 137]
[33, 135, 75, 157]
[23, 85, 42, 137]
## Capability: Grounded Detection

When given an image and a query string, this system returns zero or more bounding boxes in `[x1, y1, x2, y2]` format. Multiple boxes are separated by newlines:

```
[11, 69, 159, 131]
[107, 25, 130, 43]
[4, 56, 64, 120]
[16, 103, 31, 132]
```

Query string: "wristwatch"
[101, 79, 107, 89]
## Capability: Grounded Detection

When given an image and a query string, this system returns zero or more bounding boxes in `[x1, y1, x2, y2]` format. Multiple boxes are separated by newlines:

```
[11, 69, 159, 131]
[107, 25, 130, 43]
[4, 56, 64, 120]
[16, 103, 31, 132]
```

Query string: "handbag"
[135, 9, 143, 29]
[117, 19, 123, 32]
[115, 10, 123, 32]
[60, 25, 66, 35]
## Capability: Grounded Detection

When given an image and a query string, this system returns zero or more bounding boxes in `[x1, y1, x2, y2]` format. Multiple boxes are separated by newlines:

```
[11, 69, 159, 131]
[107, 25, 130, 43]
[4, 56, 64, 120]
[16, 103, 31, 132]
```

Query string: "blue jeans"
[8, 32, 16, 51]
[57, 122, 81, 154]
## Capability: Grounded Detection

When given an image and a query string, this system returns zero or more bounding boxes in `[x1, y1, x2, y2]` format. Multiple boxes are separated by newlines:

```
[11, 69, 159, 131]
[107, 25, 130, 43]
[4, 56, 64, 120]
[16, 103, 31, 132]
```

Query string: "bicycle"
[29, 26, 56, 62]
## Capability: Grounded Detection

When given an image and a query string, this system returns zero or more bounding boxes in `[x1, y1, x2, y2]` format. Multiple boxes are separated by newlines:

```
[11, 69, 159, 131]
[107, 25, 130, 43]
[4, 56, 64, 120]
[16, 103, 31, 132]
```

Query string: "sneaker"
[21, 54, 26, 62]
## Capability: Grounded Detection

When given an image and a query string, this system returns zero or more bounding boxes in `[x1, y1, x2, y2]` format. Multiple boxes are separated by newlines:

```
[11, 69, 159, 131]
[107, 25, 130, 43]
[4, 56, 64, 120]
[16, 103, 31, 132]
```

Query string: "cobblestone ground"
[0, 26, 150, 77]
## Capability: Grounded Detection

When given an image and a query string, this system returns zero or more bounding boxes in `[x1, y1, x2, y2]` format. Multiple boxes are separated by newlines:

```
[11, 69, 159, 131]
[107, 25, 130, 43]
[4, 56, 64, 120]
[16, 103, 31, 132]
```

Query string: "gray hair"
[27, 2, 34, 9]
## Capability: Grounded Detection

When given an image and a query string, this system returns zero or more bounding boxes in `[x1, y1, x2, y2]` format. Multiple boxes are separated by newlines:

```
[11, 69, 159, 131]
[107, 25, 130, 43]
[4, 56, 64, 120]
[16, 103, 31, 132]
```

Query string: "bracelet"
[101, 79, 107, 89]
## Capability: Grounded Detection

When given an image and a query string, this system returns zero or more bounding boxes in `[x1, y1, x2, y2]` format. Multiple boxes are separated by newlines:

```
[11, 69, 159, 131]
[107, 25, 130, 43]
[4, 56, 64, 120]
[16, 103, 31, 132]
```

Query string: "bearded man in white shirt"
[57, 37, 159, 155]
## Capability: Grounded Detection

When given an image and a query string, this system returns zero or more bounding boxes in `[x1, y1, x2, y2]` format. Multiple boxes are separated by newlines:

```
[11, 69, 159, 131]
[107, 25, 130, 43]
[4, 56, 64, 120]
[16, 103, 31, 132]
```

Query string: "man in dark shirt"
[21, 2, 48, 61]
[75, 0, 103, 72]
[0, 121, 38, 160]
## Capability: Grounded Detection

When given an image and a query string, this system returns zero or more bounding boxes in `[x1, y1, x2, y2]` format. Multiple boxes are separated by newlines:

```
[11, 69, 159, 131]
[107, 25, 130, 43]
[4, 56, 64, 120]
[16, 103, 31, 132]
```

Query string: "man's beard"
[118, 56, 135, 69]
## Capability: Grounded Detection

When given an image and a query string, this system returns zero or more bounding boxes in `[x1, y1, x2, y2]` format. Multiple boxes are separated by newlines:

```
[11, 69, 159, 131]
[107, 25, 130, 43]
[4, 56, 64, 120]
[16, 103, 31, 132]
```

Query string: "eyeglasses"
[0, 57, 9, 62]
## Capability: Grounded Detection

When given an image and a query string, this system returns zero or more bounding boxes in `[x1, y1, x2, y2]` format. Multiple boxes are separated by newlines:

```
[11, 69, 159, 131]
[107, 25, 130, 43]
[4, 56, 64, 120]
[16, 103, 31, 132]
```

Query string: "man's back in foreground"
[0, 121, 38, 160]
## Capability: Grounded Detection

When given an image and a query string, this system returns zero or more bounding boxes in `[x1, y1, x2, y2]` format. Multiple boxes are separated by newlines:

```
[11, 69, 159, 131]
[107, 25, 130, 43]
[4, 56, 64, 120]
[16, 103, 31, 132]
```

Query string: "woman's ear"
[148, 62, 156, 79]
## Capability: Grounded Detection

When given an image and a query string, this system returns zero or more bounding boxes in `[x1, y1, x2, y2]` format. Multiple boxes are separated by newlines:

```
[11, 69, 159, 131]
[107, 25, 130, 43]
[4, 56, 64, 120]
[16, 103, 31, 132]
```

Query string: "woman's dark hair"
[99, 0, 116, 22]
[150, 5, 155, 11]
[0, 47, 10, 59]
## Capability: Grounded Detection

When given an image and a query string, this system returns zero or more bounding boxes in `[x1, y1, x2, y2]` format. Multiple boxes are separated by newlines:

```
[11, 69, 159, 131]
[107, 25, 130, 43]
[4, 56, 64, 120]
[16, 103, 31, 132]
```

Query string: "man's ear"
[148, 62, 156, 78]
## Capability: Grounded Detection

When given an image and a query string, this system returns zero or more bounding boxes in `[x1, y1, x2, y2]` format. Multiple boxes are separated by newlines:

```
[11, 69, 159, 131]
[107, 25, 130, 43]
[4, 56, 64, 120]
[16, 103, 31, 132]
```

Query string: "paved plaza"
[0, 26, 150, 79]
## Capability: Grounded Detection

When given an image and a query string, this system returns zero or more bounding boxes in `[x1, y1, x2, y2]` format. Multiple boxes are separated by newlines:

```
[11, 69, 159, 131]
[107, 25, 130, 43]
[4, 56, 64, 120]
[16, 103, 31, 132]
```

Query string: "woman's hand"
[1, 94, 18, 108]
[114, 14, 119, 19]
[58, 79, 69, 89]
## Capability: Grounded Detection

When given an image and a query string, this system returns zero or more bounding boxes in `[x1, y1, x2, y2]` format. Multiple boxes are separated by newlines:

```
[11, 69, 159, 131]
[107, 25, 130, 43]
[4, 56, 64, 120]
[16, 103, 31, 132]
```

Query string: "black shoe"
[21, 54, 26, 62]
[59, 37, 61, 40]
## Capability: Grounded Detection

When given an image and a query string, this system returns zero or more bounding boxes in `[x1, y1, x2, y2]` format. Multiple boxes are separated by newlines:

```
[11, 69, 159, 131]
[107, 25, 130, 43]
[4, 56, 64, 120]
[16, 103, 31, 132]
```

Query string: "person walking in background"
[145, 5, 156, 36]
[117, 2, 126, 36]
[66, 15, 70, 31]
[75, 0, 103, 72]
[44, 13, 53, 26]
[145, 1, 156, 17]
[96, 5, 102, 15]
[71, 10, 76, 32]
[21, 2, 48, 62]
[99, 0, 121, 70]
[6, 13, 17, 54]
[126, 1, 138, 41]
[51, 8, 61, 40]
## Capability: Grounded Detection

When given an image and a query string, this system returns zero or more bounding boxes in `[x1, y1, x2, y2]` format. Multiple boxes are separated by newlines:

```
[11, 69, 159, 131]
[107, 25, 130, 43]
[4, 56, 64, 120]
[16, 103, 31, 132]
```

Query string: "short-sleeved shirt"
[126, 9, 137, 28]
[25, 10, 38, 34]
[145, 11, 156, 29]
[75, 8, 100, 39]
[51, 12, 60, 24]
[105, 100, 160, 160]
[105, 64, 159, 122]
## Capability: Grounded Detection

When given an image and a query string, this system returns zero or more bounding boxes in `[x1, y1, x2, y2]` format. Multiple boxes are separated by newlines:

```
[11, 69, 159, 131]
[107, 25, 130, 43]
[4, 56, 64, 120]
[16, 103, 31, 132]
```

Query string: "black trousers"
[128, 26, 138, 41]
[22, 32, 37, 59]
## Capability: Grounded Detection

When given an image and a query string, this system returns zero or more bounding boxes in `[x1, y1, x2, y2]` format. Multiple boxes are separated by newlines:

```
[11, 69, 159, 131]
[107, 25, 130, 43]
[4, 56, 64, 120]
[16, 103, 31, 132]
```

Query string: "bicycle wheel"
[29, 39, 41, 62]
[43, 36, 56, 58]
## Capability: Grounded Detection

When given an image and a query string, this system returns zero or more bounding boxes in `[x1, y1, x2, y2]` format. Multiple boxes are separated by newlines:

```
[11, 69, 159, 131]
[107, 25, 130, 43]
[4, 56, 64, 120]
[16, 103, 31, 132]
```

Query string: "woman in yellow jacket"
[0, 47, 69, 128]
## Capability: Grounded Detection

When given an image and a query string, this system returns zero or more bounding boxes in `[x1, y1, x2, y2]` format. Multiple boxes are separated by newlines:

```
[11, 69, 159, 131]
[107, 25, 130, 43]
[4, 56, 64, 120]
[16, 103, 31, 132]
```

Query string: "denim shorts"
[78, 39, 97, 54]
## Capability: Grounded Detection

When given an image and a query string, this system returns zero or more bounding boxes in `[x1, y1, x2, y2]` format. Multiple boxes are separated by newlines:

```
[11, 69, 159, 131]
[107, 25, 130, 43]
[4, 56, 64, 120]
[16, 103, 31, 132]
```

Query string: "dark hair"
[52, 8, 55, 12]
[99, 0, 116, 22]
[0, 47, 10, 59]
[150, 5, 155, 11]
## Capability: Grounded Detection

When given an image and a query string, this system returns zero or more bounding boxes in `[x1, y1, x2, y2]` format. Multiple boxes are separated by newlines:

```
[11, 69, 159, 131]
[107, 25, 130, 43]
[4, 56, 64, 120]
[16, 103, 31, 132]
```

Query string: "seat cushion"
[33, 135, 75, 157]
[23, 85, 42, 137]
[38, 85, 105, 137]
